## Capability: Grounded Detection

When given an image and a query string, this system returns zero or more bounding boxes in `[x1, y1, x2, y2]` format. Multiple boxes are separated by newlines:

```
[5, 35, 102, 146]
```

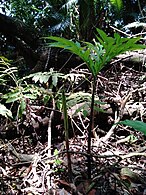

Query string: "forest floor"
[0, 58, 146, 195]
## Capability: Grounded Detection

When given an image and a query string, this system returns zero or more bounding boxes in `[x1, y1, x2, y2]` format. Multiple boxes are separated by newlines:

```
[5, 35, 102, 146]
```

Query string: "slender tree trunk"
[79, 0, 96, 41]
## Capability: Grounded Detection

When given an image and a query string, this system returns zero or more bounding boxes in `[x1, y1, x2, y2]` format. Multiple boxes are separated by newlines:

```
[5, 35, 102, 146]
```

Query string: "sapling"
[45, 28, 145, 178]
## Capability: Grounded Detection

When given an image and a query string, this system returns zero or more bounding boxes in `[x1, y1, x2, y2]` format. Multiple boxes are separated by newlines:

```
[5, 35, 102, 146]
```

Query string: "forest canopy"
[0, 0, 146, 73]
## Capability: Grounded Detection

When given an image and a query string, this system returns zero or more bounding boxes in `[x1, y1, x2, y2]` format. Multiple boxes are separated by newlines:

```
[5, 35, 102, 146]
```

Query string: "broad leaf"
[0, 104, 13, 118]
[110, 0, 123, 11]
[28, 71, 64, 86]
[118, 120, 146, 135]
[52, 74, 58, 87]
[18, 99, 26, 118]
[47, 28, 145, 77]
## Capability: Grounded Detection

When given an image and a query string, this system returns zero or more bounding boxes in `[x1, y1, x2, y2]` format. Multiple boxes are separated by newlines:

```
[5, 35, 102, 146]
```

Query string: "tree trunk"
[79, 0, 96, 41]
[0, 13, 40, 69]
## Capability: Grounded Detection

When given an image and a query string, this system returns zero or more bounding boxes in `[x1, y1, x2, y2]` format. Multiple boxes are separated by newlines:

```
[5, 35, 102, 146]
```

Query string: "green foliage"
[96, 28, 145, 63]
[0, 56, 17, 86]
[1, 0, 146, 43]
[46, 28, 145, 77]
[2, 85, 42, 103]
[26, 69, 64, 87]
[110, 0, 123, 11]
[26, 69, 85, 88]
[7, 0, 48, 27]
[45, 36, 103, 76]
[2, 85, 44, 118]
[53, 149, 62, 166]
[46, 29, 146, 178]
[66, 92, 105, 117]
[0, 103, 13, 118]
[118, 120, 146, 136]
[3, 0, 78, 35]
[0, 57, 50, 118]
[0, 61, 87, 119]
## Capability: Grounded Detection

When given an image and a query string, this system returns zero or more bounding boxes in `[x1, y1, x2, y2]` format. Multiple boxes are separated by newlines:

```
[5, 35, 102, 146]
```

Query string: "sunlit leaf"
[47, 28, 145, 77]
[52, 74, 58, 87]
[0, 104, 13, 118]
[24, 94, 37, 99]
[6, 96, 21, 103]
[110, 0, 123, 11]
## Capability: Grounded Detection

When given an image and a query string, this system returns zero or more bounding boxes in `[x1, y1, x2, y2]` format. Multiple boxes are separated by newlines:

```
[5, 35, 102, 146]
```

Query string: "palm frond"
[61, 0, 78, 11]
[49, 18, 70, 33]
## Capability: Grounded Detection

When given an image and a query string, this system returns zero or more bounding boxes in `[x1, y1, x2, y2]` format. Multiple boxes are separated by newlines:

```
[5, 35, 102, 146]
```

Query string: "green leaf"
[52, 74, 58, 87]
[18, 99, 26, 118]
[96, 28, 108, 42]
[45, 29, 146, 78]
[93, 106, 105, 113]
[83, 109, 89, 118]
[32, 73, 50, 84]
[110, 0, 123, 11]
[2, 90, 20, 99]
[118, 120, 146, 135]
[23, 94, 37, 99]
[43, 95, 50, 105]
[0, 104, 13, 118]
[54, 149, 59, 156]
[75, 103, 90, 116]
[6, 96, 21, 103]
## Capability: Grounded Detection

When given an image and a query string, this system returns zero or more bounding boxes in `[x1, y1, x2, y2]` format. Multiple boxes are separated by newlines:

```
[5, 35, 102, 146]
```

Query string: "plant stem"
[87, 77, 96, 179]
[62, 90, 72, 182]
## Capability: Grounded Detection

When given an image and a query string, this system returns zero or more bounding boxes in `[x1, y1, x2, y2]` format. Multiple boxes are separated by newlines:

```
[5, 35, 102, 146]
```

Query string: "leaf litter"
[0, 60, 146, 195]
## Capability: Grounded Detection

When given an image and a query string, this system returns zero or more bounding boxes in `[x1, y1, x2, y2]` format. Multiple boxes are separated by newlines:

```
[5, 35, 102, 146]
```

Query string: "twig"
[101, 92, 131, 143]
[71, 118, 85, 135]
[8, 143, 35, 162]
[122, 152, 146, 159]
[138, 0, 144, 19]
[59, 53, 73, 72]
[47, 97, 55, 189]
[47, 98, 55, 157]
[44, 48, 51, 70]
[78, 112, 88, 130]
[110, 25, 146, 38]
[109, 25, 131, 37]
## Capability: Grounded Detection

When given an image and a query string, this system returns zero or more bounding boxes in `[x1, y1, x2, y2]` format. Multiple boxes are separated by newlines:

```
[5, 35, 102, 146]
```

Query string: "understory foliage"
[46, 28, 146, 178]
[0, 0, 146, 43]
[1, 29, 146, 180]
[0, 0, 146, 194]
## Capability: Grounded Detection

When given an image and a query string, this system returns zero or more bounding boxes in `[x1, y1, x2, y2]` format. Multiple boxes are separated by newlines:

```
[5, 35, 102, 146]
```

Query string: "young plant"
[0, 56, 17, 118]
[45, 28, 145, 178]
[0, 58, 52, 120]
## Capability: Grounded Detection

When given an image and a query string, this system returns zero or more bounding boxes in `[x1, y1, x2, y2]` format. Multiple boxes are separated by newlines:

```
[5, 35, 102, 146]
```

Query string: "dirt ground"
[0, 58, 146, 195]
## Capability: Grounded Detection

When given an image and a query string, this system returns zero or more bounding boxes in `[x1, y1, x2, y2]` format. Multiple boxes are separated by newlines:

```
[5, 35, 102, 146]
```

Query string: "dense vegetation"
[0, 0, 146, 194]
